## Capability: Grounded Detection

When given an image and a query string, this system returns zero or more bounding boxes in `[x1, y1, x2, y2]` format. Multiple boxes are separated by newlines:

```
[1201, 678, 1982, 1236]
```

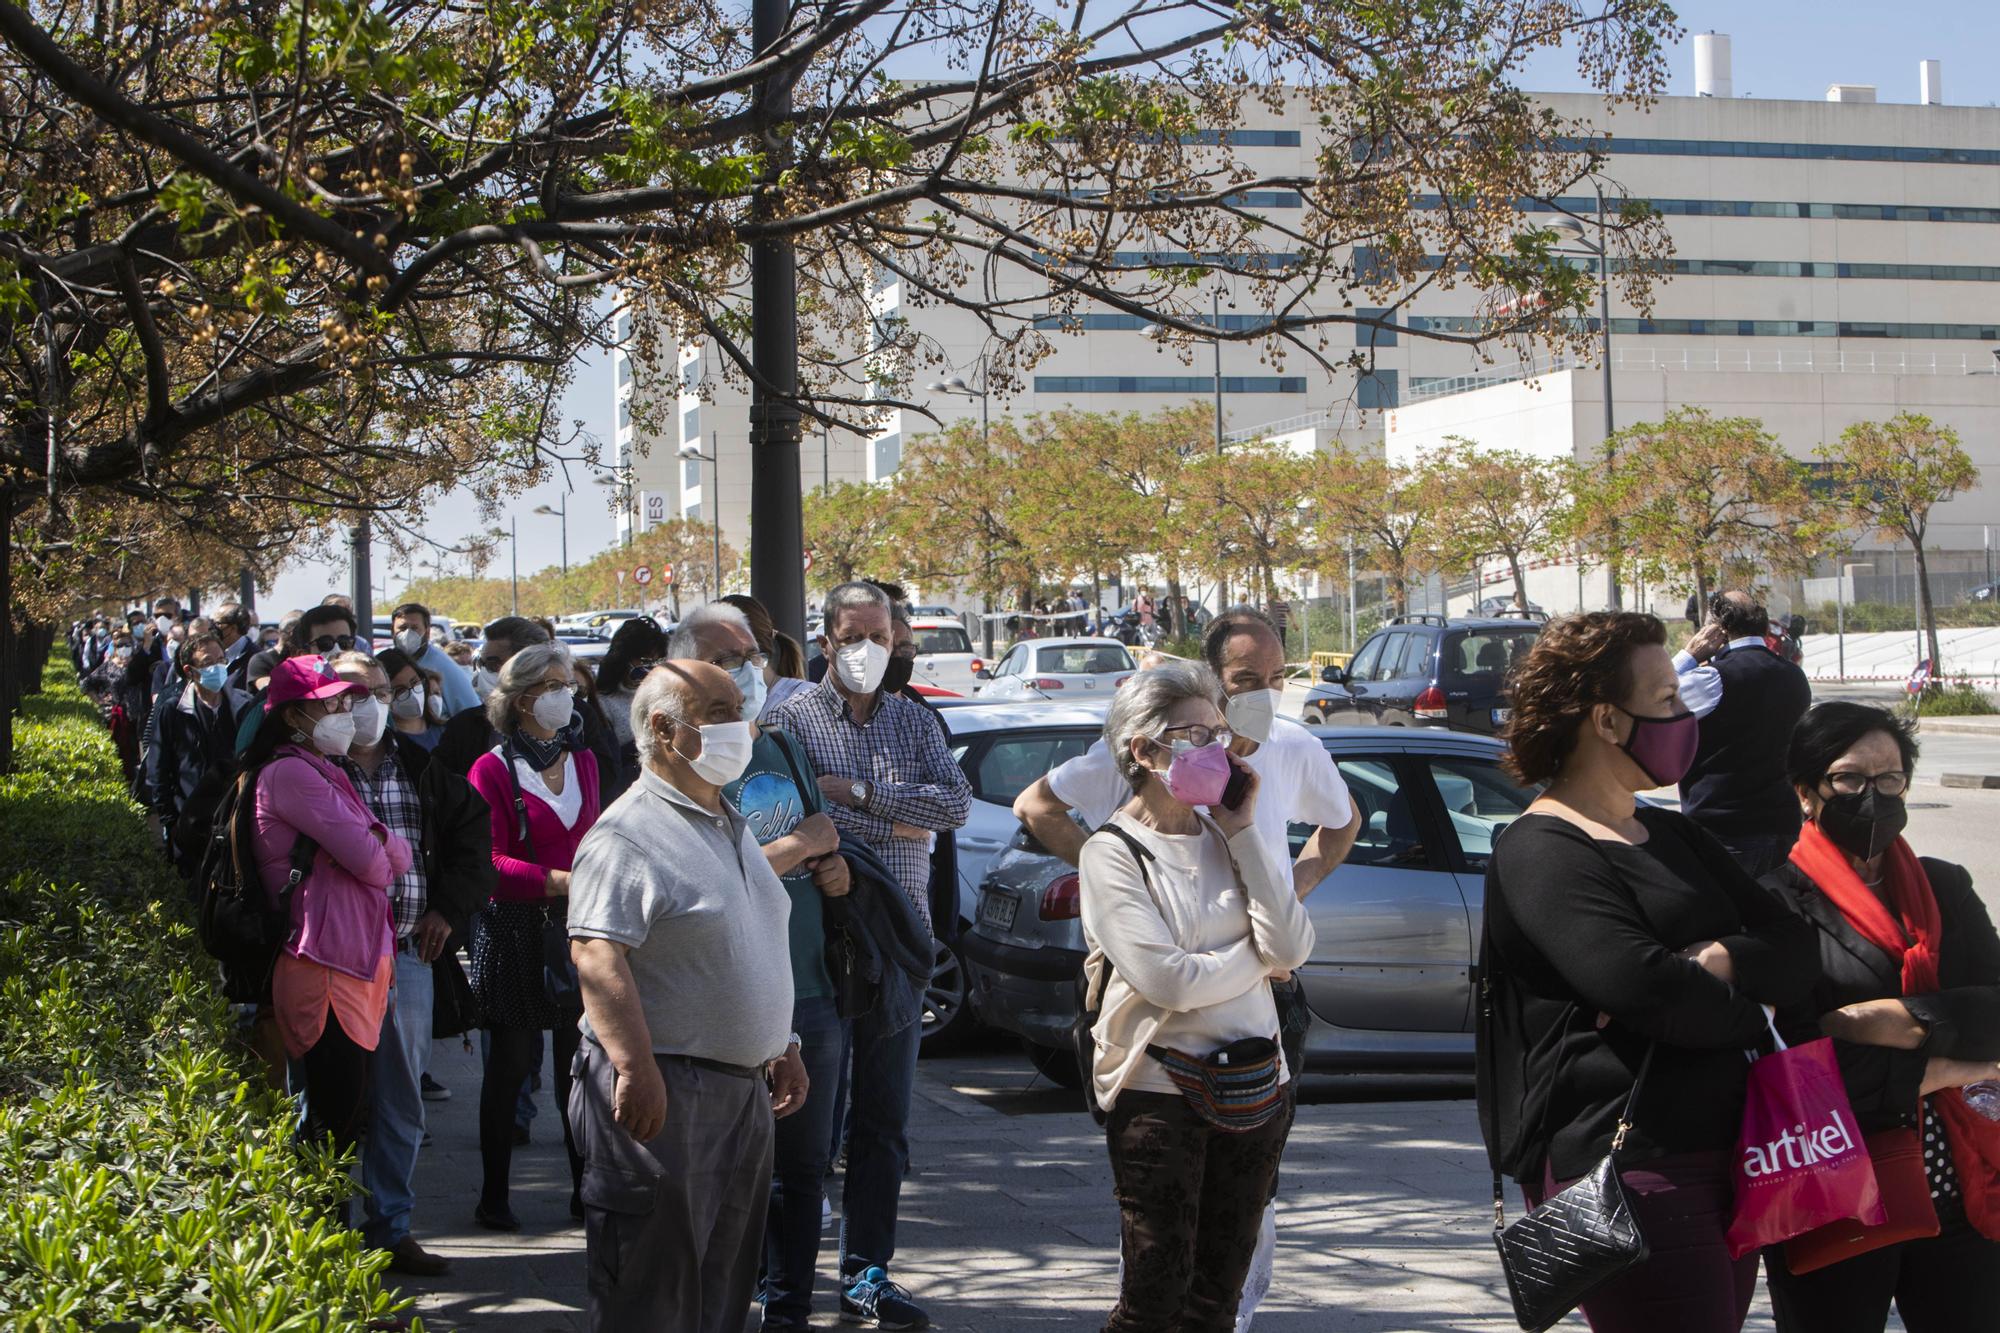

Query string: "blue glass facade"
[1036, 376, 1307, 393]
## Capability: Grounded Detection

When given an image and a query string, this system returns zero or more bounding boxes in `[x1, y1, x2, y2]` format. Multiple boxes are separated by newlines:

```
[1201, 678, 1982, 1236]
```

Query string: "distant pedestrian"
[1080, 661, 1315, 1332]
[387, 602, 480, 718]
[1482, 612, 1817, 1333]
[568, 660, 807, 1332]
[1676, 590, 1813, 876]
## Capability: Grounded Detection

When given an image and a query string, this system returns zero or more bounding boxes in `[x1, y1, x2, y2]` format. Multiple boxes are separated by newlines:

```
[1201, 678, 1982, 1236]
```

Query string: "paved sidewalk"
[383, 1038, 1854, 1331]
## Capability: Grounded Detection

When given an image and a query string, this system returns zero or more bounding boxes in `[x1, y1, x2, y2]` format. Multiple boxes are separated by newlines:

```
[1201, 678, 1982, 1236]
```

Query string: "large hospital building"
[611, 35, 2000, 618]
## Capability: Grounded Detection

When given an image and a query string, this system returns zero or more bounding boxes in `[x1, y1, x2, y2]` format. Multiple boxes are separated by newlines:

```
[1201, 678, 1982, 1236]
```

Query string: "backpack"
[194, 764, 318, 1003]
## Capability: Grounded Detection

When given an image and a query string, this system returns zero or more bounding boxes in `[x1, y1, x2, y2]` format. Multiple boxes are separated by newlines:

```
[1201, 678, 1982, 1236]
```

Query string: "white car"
[976, 637, 1136, 701]
[909, 616, 982, 694]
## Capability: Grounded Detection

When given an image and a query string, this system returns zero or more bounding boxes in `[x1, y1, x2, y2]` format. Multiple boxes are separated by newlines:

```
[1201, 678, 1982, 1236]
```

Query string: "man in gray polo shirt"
[568, 660, 810, 1332]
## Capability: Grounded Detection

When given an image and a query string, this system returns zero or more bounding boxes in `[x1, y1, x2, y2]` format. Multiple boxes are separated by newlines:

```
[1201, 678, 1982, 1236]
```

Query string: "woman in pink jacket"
[466, 640, 600, 1231]
[248, 655, 410, 1159]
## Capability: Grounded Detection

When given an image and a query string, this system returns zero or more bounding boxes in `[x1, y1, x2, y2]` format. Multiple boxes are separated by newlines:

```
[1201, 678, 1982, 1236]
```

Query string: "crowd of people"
[58, 578, 2000, 1333]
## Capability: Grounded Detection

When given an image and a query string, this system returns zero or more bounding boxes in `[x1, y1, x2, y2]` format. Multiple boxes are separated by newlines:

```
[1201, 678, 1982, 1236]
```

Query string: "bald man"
[566, 660, 809, 1332]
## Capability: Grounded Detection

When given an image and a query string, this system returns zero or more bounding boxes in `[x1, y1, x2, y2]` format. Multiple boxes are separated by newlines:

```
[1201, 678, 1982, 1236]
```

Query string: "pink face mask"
[1163, 741, 1233, 807]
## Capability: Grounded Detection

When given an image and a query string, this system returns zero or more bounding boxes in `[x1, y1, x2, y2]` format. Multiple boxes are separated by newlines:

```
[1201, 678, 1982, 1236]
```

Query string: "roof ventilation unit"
[1693, 32, 1731, 98]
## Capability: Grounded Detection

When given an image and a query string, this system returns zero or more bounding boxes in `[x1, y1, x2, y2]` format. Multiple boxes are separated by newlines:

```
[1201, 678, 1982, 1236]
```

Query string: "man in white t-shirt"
[1014, 607, 1359, 1332]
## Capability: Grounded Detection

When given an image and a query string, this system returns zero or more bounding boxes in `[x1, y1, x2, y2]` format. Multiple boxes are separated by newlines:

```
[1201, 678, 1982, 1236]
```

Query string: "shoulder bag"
[501, 740, 583, 1014]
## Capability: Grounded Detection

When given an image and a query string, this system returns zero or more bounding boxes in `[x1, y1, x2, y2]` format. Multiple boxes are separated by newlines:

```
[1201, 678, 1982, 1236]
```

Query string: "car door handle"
[960, 836, 1007, 851]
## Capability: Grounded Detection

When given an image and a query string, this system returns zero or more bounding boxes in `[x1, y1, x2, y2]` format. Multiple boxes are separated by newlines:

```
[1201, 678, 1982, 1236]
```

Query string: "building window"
[1035, 376, 1307, 394]
[680, 360, 699, 392]
[1100, 251, 1301, 270]
[683, 457, 701, 489]
[1357, 308, 1397, 348]
[1222, 190, 1303, 207]
[873, 432, 902, 476]
[682, 408, 699, 442]
[1382, 138, 2000, 167]
[615, 312, 632, 342]
[1356, 370, 1400, 409]
[685, 501, 701, 521]
[1031, 312, 1276, 333]
[617, 401, 631, 430]
[1421, 195, 2000, 225]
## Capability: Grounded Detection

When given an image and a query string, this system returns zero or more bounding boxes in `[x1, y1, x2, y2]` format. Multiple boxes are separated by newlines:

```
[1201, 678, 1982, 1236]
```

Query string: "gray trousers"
[570, 1039, 775, 1333]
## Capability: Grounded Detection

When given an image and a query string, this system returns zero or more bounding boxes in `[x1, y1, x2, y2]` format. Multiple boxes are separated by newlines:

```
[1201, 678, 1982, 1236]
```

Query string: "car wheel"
[919, 936, 976, 1055]
[1024, 1039, 1083, 1089]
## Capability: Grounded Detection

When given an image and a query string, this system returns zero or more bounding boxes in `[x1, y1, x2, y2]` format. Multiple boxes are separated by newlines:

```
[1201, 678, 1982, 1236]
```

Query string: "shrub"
[0, 657, 417, 1331]
[1913, 676, 1998, 718]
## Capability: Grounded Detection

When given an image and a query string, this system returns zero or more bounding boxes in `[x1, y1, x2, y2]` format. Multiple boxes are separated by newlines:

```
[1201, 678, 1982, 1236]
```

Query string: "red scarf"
[1791, 821, 2000, 1240]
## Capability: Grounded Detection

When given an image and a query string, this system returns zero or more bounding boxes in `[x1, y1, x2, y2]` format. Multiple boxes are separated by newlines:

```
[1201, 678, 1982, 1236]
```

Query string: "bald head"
[631, 660, 744, 782]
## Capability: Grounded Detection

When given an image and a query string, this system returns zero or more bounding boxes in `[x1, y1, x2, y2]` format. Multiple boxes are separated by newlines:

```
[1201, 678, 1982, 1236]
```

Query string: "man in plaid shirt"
[766, 581, 971, 1329]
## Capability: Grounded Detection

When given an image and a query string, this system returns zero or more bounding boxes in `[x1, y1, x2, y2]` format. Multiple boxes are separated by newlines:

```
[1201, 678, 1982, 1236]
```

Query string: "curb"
[1941, 774, 2000, 790]
[1912, 717, 2000, 737]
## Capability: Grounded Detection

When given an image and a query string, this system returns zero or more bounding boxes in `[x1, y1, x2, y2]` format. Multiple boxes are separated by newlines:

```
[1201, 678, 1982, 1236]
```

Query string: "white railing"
[1407, 347, 1989, 403]
[1222, 408, 1337, 443]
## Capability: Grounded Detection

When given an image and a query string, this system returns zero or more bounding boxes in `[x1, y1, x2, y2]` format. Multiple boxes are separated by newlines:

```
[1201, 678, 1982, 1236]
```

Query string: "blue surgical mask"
[197, 664, 229, 692]
[732, 660, 768, 720]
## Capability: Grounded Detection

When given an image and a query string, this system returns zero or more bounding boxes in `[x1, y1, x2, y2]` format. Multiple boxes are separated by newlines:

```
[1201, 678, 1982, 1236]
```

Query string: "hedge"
[0, 657, 418, 1331]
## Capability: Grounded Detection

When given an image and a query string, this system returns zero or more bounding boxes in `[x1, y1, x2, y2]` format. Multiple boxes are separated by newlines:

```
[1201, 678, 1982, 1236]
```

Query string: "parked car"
[1967, 583, 1998, 604]
[975, 637, 1136, 700]
[909, 616, 984, 693]
[1474, 595, 1545, 616]
[909, 604, 958, 618]
[917, 699, 1112, 1052]
[963, 726, 1538, 1086]
[1302, 614, 1543, 734]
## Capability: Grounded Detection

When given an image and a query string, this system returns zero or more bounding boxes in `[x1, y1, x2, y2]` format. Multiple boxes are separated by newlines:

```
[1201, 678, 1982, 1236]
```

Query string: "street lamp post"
[1549, 192, 1620, 611]
[533, 496, 569, 573]
[678, 437, 725, 598]
[929, 362, 994, 656]
[509, 516, 519, 614]
[594, 469, 633, 546]
[1838, 561, 1874, 680]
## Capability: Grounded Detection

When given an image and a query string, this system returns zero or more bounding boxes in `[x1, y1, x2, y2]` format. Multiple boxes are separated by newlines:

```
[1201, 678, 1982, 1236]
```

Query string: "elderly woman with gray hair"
[466, 639, 601, 1232]
[1080, 659, 1315, 1333]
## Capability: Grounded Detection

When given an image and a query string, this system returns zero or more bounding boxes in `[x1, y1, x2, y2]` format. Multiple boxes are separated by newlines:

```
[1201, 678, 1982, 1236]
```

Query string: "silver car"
[962, 726, 1537, 1085]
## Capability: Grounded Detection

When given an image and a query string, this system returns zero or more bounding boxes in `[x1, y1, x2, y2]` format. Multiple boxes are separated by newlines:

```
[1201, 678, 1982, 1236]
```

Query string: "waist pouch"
[1145, 1034, 1286, 1133]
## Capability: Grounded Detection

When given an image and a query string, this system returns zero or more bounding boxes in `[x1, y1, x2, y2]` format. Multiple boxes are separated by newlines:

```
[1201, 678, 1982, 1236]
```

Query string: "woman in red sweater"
[466, 640, 601, 1232]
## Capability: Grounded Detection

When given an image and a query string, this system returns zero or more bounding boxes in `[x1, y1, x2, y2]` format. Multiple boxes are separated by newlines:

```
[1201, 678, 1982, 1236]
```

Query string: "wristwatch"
[787, 1031, 803, 1053]
[849, 779, 868, 808]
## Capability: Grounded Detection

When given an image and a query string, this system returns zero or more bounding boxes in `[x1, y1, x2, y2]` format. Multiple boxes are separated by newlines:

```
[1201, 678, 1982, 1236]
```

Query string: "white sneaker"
[821, 1197, 834, 1228]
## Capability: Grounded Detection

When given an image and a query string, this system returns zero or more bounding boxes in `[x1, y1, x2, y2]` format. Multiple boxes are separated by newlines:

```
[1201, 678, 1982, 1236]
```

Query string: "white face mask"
[1224, 688, 1284, 746]
[676, 718, 754, 785]
[471, 668, 500, 699]
[834, 639, 890, 694]
[427, 690, 445, 720]
[733, 660, 768, 721]
[531, 685, 576, 731]
[309, 710, 356, 757]
[154, 615, 173, 636]
[350, 697, 388, 748]
[390, 686, 425, 721]
[394, 628, 427, 657]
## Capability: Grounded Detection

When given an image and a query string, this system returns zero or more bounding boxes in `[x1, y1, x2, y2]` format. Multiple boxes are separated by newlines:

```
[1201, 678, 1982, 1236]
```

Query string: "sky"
[262, 3, 2000, 615]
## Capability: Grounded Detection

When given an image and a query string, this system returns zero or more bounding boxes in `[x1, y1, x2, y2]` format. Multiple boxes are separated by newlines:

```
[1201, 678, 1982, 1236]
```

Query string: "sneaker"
[381, 1237, 451, 1277]
[822, 1197, 834, 1229]
[840, 1267, 928, 1329]
[420, 1073, 450, 1102]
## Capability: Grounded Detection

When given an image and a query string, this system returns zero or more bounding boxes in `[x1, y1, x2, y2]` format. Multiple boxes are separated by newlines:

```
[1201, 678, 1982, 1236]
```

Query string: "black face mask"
[1817, 789, 1908, 862]
[881, 654, 915, 695]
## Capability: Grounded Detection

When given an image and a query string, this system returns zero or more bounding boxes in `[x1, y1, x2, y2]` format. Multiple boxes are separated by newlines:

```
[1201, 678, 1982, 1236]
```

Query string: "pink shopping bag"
[1725, 1011, 1884, 1258]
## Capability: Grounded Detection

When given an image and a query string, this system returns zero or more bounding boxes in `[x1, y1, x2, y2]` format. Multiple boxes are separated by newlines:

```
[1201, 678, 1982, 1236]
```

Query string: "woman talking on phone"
[1078, 660, 1315, 1333]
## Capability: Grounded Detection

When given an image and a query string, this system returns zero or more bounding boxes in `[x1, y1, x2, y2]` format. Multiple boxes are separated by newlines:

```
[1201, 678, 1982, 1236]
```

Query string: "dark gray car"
[961, 727, 1538, 1085]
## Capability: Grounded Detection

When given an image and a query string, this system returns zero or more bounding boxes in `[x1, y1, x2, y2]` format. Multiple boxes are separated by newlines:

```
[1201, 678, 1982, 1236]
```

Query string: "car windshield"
[1442, 630, 1537, 683]
[914, 626, 972, 655]
[1037, 645, 1133, 674]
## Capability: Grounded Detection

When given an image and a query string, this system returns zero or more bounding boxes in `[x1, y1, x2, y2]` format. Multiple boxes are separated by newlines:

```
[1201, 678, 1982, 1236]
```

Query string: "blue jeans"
[362, 946, 433, 1248]
[838, 1002, 922, 1278]
[762, 995, 845, 1320]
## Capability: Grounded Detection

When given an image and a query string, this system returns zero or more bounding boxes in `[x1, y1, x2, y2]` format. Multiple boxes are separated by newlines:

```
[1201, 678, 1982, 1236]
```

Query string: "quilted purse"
[1482, 968, 1657, 1332]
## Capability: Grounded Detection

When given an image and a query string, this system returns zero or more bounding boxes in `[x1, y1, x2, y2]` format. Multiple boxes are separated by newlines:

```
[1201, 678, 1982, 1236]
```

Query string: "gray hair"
[666, 602, 755, 660]
[485, 640, 575, 732]
[1102, 659, 1226, 786]
[822, 580, 890, 636]
[630, 663, 695, 767]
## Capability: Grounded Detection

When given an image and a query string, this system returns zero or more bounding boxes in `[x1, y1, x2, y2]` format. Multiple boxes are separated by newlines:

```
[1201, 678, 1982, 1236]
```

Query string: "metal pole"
[559, 497, 568, 574]
[748, 0, 805, 643]
[822, 423, 830, 491]
[510, 517, 519, 615]
[1346, 539, 1357, 653]
[238, 567, 256, 623]
[710, 430, 724, 597]
[1837, 580, 1846, 680]
[1213, 289, 1228, 608]
[350, 517, 373, 640]
[1598, 187, 1620, 612]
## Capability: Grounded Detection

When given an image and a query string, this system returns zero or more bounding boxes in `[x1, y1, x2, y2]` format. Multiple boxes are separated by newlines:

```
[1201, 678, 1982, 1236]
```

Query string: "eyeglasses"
[1823, 770, 1910, 798]
[315, 694, 356, 715]
[627, 656, 662, 683]
[1155, 724, 1233, 749]
[311, 634, 357, 653]
[477, 655, 508, 672]
[710, 651, 769, 673]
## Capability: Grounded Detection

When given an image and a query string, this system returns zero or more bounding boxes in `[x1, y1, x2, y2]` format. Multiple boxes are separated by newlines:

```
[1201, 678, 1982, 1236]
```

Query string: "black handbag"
[1481, 966, 1657, 1333]
[501, 739, 583, 1014]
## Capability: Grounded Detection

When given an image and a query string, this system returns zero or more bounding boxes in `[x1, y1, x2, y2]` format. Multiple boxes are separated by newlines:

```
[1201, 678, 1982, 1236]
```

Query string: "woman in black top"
[1761, 702, 2000, 1332]
[1480, 612, 1819, 1333]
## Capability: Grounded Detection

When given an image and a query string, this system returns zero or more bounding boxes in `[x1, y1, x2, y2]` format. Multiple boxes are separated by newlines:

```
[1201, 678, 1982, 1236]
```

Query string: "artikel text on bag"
[1742, 1110, 1860, 1178]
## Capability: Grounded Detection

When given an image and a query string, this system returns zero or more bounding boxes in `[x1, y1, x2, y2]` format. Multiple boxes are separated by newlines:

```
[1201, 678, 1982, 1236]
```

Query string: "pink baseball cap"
[264, 654, 365, 713]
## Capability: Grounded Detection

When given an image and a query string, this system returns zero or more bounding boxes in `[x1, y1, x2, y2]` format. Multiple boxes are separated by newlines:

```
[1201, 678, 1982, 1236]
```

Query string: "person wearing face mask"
[566, 660, 808, 1331]
[388, 602, 479, 718]
[144, 632, 255, 876]
[593, 617, 670, 792]
[464, 640, 600, 1231]
[1080, 659, 1314, 1333]
[324, 651, 494, 1276]
[1479, 612, 1820, 1333]
[241, 655, 410, 1175]
[242, 603, 359, 696]
[671, 603, 851, 1330]
[1674, 589, 1814, 876]
[764, 580, 971, 1330]
[374, 648, 445, 751]
[434, 615, 552, 777]
[1758, 702, 2000, 1331]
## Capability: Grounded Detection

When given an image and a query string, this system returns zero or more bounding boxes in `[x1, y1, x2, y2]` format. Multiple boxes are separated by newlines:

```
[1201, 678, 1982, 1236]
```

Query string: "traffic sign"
[633, 565, 653, 585]
[660, 563, 676, 586]
[1908, 658, 1932, 695]
[804, 550, 816, 573]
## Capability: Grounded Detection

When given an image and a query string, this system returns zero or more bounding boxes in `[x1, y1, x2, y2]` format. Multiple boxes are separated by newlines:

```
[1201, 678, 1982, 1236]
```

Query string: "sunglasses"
[311, 634, 357, 652]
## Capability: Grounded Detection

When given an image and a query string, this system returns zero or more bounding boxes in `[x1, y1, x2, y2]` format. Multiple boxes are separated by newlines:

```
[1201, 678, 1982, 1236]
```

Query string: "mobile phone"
[1220, 762, 1252, 811]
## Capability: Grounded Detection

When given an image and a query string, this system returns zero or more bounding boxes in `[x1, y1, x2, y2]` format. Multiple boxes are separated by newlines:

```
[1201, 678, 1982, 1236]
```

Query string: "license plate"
[978, 891, 1018, 932]
[1491, 707, 1512, 725]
